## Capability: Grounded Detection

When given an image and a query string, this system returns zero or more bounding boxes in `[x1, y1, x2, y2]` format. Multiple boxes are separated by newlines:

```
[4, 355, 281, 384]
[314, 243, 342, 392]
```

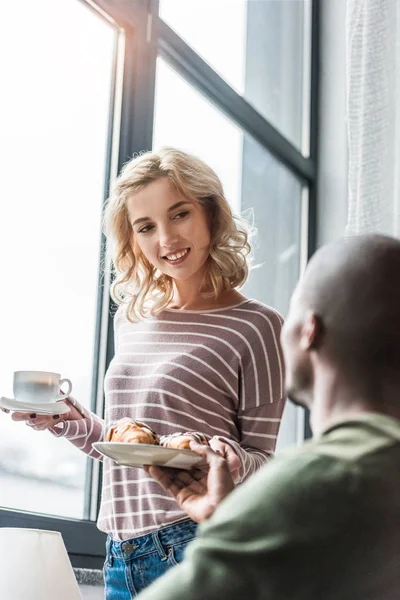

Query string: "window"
[153, 58, 243, 212]
[0, 0, 318, 566]
[0, 0, 116, 565]
[159, 0, 311, 153]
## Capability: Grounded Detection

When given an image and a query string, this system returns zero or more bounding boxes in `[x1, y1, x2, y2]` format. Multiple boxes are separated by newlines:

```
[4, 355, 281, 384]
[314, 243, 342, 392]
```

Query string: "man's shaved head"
[283, 234, 400, 410]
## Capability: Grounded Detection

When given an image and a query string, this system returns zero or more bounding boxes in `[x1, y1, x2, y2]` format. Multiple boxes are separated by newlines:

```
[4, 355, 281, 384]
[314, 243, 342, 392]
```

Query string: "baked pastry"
[159, 431, 209, 450]
[106, 418, 159, 445]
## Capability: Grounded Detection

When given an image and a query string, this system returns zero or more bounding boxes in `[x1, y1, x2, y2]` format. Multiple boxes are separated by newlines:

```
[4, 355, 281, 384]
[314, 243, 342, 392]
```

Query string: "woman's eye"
[138, 224, 153, 234]
[173, 211, 189, 220]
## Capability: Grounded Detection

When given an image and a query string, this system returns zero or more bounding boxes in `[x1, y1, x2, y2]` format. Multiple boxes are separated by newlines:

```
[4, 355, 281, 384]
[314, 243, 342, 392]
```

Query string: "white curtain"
[346, 0, 400, 236]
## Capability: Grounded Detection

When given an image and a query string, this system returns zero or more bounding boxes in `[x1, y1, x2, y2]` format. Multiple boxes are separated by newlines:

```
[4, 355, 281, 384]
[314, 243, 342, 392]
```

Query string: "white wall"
[317, 0, 348, 246]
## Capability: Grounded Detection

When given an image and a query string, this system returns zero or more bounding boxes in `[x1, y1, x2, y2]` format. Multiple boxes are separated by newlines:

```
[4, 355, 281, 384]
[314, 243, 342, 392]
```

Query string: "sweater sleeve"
[213, 398, 286, 482]
[215, 306, 286, 481]
[49, 306, 121, 460]
[49, 396, 105, 461]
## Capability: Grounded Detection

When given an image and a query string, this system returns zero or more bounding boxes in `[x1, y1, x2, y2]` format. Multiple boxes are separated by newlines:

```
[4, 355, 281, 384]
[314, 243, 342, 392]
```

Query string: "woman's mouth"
[162, 248, 190, 265]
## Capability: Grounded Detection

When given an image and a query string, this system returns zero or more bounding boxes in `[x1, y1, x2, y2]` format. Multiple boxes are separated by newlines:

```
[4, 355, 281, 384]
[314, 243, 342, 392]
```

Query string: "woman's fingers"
[11, 411, 34, 422]
[10, 411, 59, 430]
[26, 419, 54, 431]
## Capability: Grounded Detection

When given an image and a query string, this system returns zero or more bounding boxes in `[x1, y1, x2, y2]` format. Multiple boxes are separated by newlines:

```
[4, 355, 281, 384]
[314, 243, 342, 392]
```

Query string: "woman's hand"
[145, 441, 235, 523]
[209, 437, 241, 482]
[1, 399, 84, 431]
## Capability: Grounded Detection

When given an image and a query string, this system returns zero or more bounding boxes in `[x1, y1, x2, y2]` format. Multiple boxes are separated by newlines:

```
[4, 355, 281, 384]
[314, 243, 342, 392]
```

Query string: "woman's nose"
[158, 225, 178, 248]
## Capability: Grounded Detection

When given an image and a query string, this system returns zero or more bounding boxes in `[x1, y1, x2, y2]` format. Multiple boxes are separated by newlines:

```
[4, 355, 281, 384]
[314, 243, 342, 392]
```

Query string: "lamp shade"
[0, 528, 82, 599]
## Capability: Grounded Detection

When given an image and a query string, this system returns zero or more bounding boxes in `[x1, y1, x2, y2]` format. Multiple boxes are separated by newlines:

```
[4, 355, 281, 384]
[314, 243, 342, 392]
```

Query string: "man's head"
[281, 234, 400, 427]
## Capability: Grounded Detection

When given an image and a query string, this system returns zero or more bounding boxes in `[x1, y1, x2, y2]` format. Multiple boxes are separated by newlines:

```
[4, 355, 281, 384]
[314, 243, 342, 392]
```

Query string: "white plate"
[0, 396, 70, 415]
[93, 442, 206, 470]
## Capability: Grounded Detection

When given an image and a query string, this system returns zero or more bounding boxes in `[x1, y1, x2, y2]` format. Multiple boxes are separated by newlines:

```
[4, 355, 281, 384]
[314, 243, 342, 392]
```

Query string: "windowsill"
[73, 568, 104, 587]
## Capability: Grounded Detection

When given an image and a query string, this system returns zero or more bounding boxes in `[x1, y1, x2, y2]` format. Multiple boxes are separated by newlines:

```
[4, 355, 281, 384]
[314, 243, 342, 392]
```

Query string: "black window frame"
[0, 0, 318, 567]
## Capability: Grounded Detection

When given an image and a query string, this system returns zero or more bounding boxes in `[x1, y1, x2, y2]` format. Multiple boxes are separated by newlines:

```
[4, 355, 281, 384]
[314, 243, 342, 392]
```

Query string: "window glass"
[153, 57, 243, 213]
[159, 0, 311, 153]
[0, 0, 115, 518]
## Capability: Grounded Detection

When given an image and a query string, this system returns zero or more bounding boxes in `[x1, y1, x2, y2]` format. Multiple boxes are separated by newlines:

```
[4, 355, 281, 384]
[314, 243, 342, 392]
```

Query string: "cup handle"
[57, 378, 72, 400]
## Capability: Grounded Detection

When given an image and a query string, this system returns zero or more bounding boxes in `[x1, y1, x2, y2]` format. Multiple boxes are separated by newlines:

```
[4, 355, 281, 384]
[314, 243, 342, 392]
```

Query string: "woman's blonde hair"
[103, 147, 252, 321]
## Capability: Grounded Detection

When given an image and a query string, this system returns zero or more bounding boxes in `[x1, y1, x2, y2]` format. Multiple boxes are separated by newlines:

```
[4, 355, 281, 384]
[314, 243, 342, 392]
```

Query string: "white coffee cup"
[13, 371, 72, 404]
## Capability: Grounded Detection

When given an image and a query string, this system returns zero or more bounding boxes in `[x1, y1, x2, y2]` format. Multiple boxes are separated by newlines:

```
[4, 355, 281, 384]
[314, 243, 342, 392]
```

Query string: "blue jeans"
[103, 518, 198, 599]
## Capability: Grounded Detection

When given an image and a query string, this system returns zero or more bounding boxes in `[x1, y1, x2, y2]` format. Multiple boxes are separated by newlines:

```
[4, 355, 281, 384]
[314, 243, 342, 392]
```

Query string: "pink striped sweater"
[51, 299, 285, 540]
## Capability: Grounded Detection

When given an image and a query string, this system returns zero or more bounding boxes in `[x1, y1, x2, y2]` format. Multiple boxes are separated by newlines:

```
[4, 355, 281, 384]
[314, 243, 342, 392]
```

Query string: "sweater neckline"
[162, 299, 253, 314]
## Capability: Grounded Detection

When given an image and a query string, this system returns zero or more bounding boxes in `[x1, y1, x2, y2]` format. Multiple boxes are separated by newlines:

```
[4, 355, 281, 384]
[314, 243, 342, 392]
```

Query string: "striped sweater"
[51, 299, 285, 540]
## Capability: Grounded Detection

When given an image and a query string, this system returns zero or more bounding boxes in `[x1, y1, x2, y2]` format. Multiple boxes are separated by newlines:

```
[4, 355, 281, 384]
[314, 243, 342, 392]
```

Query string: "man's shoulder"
[244, 440, 352, 501]
[238, 418, 400, 502]
[205, 444, 346, 530]
[203, 434, 370, 541]
[205, 418, 400, 542]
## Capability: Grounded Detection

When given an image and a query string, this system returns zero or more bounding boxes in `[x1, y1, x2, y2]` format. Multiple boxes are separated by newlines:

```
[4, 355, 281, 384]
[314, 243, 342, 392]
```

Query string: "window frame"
[0, 0, 319, 566]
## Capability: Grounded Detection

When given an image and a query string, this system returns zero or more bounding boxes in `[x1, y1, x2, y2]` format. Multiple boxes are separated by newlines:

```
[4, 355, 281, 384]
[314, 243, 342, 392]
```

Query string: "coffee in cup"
[13, 371, 72, 404]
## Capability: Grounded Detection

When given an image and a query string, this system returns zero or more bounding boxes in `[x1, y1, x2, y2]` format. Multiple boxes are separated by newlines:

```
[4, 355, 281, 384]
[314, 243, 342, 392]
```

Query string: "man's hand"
[146, 442, 235, 523]
[209, 438, 241, 482]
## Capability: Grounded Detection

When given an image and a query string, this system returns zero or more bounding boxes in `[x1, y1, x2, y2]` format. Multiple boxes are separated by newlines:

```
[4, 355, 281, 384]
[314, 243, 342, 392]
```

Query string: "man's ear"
[300, 311, 323, 350]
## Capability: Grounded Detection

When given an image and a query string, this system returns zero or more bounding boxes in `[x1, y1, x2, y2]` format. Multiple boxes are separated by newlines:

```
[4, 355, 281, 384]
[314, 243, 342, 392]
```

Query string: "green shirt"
[139, 414, 400, 600]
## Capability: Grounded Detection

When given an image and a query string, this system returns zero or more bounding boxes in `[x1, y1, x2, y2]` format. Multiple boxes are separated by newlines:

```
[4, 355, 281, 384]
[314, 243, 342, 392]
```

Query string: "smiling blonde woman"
[8, 147, 286, 599]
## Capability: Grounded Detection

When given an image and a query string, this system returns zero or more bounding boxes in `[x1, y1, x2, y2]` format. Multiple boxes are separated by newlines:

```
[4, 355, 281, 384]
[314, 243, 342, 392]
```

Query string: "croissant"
[159, 431, 209, 450]
[106, 418, 159, 445]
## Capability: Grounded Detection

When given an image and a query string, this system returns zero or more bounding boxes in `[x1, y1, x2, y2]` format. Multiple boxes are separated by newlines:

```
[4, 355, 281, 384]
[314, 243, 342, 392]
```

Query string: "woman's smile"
[162, 248, 191, 265]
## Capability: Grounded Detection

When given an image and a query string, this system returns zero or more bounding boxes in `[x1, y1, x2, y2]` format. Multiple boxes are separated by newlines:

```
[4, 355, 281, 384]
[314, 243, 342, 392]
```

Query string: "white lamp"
[0, 528, 82, 599]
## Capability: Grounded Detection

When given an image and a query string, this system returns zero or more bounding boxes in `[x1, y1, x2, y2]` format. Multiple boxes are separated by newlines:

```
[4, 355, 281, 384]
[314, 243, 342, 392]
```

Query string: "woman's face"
[127, 177, 211, 283]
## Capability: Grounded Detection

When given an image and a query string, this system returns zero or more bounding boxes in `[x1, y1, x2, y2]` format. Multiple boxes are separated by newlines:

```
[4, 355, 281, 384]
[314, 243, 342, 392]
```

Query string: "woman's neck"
[169, 287, 246, 311]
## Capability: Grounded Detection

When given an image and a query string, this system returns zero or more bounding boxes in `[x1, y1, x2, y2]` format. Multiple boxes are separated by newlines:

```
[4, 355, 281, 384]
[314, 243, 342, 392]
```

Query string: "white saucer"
[0, 396, 70, 415]
[93, 442, 206, 470]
